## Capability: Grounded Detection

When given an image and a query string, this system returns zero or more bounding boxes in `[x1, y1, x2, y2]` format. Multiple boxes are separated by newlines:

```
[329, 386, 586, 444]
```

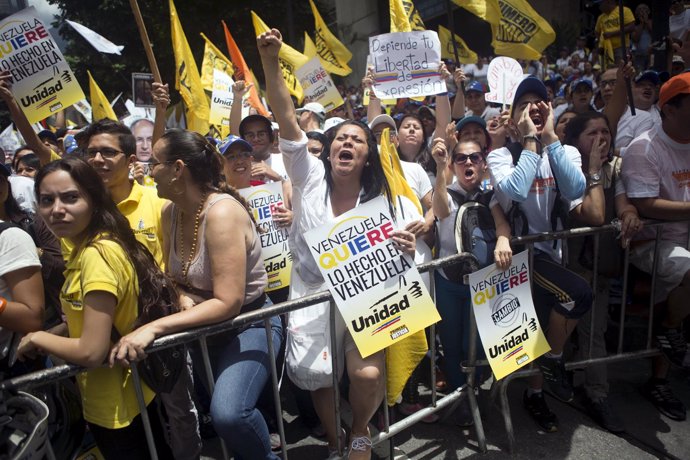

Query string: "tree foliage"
[46, 0, 331, 106]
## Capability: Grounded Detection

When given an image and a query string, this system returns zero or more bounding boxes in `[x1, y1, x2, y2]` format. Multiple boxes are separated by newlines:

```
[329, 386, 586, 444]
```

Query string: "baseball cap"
[465, 81, 485, 93]
[512, 76, 548, 110]
[296, 102, 326, 120]
[63, 134, 79, 155]
[324, 117, 345, 132]
[218, 135, 253, 156]
[672, 55, 685, 66]
[455, 115, 486, 132]
[368, 114, 398, 134]
[570, 78, 593, 92]
[634, 70, 660, 85]
[37, 129, 58, 145]
[658, 72, 690, 109]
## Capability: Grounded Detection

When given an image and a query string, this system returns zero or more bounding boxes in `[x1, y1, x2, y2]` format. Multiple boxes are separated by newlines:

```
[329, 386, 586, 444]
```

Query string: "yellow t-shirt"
[61, 181, 166, 268]
[595, 7, 634, 49]
[61, 239, 155, 429]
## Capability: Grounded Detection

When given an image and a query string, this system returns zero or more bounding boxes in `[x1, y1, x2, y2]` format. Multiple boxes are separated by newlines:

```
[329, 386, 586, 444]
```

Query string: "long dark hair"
[398, 113, 436, 176]
[563, 111, 614, 160]
[157, 129, 256, 225]
[322, 120, 395, 216]
[2, 178, 27, 221]
[34, 157, 177, 320]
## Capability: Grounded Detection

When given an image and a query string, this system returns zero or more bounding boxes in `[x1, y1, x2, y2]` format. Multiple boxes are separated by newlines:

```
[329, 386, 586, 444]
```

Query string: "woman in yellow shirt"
[17, 157, 174, 459]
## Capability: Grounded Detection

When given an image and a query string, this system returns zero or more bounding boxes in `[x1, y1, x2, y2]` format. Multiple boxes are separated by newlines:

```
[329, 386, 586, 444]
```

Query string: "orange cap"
[658, 72, 690, 109]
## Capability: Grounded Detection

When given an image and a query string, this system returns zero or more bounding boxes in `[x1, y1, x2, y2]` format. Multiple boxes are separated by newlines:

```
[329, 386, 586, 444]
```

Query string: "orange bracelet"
[0, 296, 6, 315]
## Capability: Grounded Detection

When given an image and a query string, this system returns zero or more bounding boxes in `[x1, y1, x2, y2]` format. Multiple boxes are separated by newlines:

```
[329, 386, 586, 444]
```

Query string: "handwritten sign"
[239, 182, 291, 292]
[295, 57, 343, 112]
[485, 56, 524, 106]
[0, 7, 84, 123]
[369, 31, 446, 99]
[469, 251, 549, 380]
[304, 196, 440, 357]
[208, 68, 233, 128]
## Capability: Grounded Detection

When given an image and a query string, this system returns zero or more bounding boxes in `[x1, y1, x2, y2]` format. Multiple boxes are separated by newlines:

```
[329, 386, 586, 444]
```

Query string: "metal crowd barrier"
[0, 220, 673, 458]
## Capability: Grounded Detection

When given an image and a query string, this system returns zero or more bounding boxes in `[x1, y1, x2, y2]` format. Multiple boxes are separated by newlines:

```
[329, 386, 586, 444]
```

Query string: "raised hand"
[257, 29, 282, 58]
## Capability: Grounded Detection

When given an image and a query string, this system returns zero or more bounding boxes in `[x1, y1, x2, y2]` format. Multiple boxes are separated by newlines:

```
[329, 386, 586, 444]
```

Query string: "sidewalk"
[202, 359, 690, 459]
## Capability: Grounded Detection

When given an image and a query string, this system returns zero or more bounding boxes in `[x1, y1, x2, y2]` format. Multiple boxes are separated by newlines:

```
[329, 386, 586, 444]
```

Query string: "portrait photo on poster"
[132, 72, 155, 108]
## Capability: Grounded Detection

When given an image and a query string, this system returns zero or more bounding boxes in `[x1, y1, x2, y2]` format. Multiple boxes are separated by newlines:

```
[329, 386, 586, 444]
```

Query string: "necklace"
[178, 192, 208, 286]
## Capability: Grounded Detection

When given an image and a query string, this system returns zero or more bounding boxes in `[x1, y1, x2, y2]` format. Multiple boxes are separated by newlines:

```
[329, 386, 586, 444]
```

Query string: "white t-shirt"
[400, 161, 432, 206]
[621, 125, 690, 246]
[488, 144, 583, 262]
[265, 153, 289, 181]
[670, 9, 690, 40]
[463, 64, 488, 85]
[0, 225, 40, 360]
[8, 175, 36, 214]
[466, 105, 501, 122]
[616, 106, 654, 151]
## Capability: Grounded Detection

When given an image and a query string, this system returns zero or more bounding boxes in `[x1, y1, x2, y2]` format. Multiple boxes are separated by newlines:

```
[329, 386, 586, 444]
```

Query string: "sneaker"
[397, 402, 439, 423]
[348, 432, 372, 460]
[655, 327, 688, 367]
[643, 378, 687, 421]
[586, 397, 625, 433]
[523, 390, 558, 432]
[327, 428, 347, 459]
[537, 355, 574, 402]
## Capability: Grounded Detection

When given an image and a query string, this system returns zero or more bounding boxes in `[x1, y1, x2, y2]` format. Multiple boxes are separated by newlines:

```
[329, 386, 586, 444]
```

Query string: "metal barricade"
[0, 219, 673, 457]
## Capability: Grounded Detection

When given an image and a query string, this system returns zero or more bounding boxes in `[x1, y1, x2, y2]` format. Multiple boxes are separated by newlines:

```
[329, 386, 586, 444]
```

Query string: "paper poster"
[0, 7, 85, 123]
[469, 251, 550, 380]
[484, 56, 524, 105]
[295, 57, 343, 112]
[208, 68, 234, 127]
[304, 196, 441, 357]
[369, 31, 446, 99]
[239, 182, 291, 292]
[132, 72, 154, 108]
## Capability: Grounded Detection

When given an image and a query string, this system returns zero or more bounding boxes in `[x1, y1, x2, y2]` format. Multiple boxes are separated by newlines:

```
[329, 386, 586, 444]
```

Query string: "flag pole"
[618, 0, 635, 116]
[129, 0, 162, 83]
[446, 0, 465, 94]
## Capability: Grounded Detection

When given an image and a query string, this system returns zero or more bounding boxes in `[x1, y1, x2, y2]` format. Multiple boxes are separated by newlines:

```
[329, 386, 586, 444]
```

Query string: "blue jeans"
[434, 272, 483, 391]
[205, 315, 283, 460]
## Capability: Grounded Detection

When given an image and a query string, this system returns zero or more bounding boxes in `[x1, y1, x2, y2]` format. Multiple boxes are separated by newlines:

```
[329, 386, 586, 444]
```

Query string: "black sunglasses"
[452, 152, 483, 165]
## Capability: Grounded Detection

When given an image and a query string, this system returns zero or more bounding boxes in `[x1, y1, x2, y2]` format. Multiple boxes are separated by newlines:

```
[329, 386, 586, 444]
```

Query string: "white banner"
[66, 19, 123, 55]
[485, 56, 524, 105]
[209, 68, 233, 127]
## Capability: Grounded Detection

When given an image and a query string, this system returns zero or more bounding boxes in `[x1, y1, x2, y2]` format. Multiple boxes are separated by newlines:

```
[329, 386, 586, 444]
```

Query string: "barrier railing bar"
[647, 228, 662, 349]
[329, 300, 343, 457]
[130, 364, 158, 460]
[618, 246, 631, 355]
[264, 318, 288, 460]
[589, 233, 601, 360]
[428, 266, 438, 407]
[199, 337, 230, 460]
[466, 307, 487, 453]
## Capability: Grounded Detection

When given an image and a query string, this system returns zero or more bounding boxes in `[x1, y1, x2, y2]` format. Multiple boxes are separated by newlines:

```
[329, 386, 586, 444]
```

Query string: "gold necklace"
[179, 192, 208, 286]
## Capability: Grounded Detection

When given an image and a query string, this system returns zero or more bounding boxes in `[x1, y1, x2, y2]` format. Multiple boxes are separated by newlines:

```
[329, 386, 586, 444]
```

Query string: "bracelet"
[523, 135, 541, 145]
[0, 296, 6, 315]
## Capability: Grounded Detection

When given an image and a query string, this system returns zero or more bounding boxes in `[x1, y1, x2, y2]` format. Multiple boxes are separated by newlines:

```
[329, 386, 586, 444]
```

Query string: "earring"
[365, 161, 370, 166]
[169, 177, 185, 196]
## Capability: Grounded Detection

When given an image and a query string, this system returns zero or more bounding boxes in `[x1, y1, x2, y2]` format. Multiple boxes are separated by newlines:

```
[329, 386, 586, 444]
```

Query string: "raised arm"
[451, 68, 468, 119]
[430, 137, 451, 219]
[229, 80, 251, 137]
[0, 71, 55, 166]
[151, 82, 170, 145]
[258, 29, 301, 141]
[433, 62, 452, 140]
[362, 66, 382, 122]
[602, 62, 634, 144]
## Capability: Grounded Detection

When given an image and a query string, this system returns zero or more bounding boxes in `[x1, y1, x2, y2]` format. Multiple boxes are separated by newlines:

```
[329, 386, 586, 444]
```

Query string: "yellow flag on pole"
[438, 25, 478, 64]
[491, 0, 555, 60]
[251, 11, 309, 103]
[200, 33, 234, 92]
[88, 71, 117, 121]
[304, 32, 317, 58]
[308, 0, 352, 76]
[389, 0, 426, 33]
[169, 0, 209, 134]
[452, 0, 500, 26]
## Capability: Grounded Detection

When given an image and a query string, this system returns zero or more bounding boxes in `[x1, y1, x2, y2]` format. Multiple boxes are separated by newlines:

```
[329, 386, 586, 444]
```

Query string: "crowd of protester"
[0, 1, 689, 459]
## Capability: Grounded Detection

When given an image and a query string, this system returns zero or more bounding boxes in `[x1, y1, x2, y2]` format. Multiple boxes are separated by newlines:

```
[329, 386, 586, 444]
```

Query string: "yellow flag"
[452, 0, 500, 26]
[200, 33, 234, 92]
[492, 0, 555, 60]
[88, 71, 117, 121]
[389, 0, 425, 33]
[308, 0, 352, 76]
[304, 32, 317, 58]
[251, 11, 309, 102]
[438, 25, 478, 64]
[169, 0, 210, 134]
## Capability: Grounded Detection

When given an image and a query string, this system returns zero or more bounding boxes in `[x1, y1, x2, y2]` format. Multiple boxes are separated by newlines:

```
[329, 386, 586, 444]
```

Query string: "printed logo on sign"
[390, 324, 409, 340]
[516, 353, 529, 365]
[491, 294, 521, 327]
[20, 77, 62, 109]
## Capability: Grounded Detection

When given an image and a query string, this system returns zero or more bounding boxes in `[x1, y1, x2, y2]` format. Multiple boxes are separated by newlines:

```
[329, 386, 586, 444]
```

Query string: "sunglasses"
[452, 152, 483, 165]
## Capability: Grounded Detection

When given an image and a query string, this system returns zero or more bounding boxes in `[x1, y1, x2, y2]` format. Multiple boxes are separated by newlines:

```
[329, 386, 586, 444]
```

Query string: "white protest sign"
[209, 68, 234, 127]
[295, 57, 343, 112]
[0, 7, 85, 124]
[485, 56, 524, 105]
[369, 31, 446, 99]
[469, 251, 550, 380]
[304, 196, 440, 357]
[239, 182, 292, 292]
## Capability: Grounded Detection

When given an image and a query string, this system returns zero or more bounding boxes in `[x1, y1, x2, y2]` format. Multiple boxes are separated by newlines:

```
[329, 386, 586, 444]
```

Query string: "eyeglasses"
[224, 151, 253, 161]
[85, 147, 125, 158]
[243, 131, 269, 141]
[452, 152, 483, 165]
[600, 79, 616, 88]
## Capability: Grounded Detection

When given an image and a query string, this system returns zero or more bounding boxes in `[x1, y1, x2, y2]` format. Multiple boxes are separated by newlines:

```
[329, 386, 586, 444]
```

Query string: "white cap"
[296, 102, 326, 120]
[324, 117, 346, 131]
[368, 114, 397, 134]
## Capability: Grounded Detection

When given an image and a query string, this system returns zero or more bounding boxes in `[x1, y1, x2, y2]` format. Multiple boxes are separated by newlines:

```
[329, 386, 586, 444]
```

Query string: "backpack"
[443, 189, 496, 283]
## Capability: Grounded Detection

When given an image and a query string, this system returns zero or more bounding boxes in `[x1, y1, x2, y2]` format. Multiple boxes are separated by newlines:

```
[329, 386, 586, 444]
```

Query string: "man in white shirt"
[631, 70, 661, 125]
[621, 72, 690, 422]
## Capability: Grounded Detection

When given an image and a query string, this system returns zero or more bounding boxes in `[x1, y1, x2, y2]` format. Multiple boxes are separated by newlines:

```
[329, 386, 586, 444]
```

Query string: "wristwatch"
[587, 171, 602, 187]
